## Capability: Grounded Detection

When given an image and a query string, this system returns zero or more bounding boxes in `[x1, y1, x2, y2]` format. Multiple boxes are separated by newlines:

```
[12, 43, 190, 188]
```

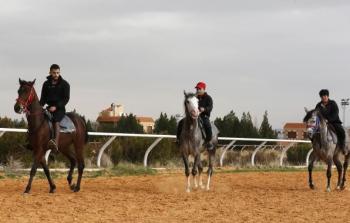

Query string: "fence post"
[97, 136, 117, 168]
[251, 141, 267, 166]
[279, 142, 296, 166]
[219, 140, 236, 167]
[143, 138, 163, 167]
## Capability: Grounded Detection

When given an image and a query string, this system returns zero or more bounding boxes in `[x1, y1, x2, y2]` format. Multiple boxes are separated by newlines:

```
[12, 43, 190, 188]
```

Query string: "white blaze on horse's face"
[186, 96, 200, 119]
[306, 112, 319, 138]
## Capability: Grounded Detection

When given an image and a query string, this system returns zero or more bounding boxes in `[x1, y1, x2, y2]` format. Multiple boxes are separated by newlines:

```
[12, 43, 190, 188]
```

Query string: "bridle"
[306, 114, 321, 137]
[16, 85, 43, 116]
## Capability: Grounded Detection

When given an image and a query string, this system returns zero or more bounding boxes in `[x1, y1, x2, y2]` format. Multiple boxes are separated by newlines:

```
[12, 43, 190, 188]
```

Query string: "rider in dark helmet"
[315, 89, 346, 153]
[40, 64, 70, 152]
[176, 82, 214, 150]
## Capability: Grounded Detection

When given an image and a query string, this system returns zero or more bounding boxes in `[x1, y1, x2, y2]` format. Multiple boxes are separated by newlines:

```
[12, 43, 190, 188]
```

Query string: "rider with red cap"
[176, 81, 214, 150]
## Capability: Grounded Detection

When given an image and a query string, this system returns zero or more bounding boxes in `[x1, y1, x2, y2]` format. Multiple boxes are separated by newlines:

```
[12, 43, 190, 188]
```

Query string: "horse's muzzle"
[14, 103, 23, 114]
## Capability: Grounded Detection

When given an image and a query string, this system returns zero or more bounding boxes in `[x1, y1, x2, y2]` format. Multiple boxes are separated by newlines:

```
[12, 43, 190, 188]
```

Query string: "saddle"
[44, 110, 76, 138]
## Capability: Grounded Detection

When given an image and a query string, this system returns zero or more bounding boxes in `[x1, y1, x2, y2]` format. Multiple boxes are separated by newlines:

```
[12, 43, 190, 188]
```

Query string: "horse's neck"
[318, 120, 329, 146]
[184, 116, 198, 135]
[27, 96, 45, 132]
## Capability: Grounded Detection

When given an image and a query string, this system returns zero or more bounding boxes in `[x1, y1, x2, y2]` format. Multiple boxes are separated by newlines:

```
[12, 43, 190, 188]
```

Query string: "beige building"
[97, 103, 155, 133]
[283, 122, 307, 140]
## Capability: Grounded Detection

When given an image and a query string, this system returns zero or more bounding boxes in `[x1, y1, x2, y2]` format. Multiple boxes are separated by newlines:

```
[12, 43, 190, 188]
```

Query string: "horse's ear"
[304, 107, 309, 113]
[183, 90, 187, 97]
[31, 78, 36, 85]
[19, 78, 22, 85]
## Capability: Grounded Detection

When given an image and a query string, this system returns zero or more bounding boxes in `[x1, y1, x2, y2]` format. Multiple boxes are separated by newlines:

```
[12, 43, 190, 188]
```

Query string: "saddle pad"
[48, 115, 76, 133]
[59, 115, 76, 133]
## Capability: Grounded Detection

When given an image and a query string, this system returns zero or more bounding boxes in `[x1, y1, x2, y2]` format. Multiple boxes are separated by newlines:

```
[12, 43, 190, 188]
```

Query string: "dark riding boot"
[202, 117, 213, 150]
[333, 123, 347, 155]
[48, 122, 60, 152]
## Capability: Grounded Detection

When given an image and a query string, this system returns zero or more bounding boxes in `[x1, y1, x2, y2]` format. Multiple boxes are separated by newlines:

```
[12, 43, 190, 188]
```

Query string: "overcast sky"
[1, 0, 350, 128]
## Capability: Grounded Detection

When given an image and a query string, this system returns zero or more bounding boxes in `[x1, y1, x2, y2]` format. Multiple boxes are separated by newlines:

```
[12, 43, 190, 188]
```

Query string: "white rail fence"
[0, 128, 312, 168]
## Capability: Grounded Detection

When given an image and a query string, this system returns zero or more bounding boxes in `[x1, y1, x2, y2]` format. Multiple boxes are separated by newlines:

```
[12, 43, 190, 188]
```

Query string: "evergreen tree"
[259, 111, 276, 138]
[154, 112, 177, 134]
[115, 114, 144, 133]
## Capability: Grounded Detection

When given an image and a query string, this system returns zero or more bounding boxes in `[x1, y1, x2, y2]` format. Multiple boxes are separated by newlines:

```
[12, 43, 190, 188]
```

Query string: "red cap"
[195, 82, 206, 90]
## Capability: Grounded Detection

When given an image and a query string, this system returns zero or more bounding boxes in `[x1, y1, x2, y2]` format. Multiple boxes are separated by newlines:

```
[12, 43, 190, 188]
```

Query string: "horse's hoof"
[23, 192, 30, 196]
[309, 184, 315, 190]
[70, 184, 76, 191]
[326, 188, 331, 192]
[200, 185, 205, 190]
[206, 187, 210, 191]
[49, 188, 56, 193]
[336, 186, 341, 191]
[186, 188, 190, 193]
[73, 187, 80, 193]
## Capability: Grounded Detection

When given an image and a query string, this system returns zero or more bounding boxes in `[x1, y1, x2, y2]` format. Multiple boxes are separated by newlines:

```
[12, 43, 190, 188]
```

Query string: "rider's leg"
[333, 123, 346, 153]
[201, 116, 213, 150]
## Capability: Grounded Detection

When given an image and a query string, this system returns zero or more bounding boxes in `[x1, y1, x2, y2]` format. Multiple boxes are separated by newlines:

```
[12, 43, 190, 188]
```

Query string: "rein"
[16, 85, 44, 117]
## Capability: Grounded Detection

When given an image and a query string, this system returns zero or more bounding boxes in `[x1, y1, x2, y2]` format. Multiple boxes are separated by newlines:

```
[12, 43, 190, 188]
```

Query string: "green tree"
[115, 114, 144, 133]
[259, 111, 276, 138]
[214, 111, 241, 137]
[154, 112, 177, 134]
[240, 112, 259, 137]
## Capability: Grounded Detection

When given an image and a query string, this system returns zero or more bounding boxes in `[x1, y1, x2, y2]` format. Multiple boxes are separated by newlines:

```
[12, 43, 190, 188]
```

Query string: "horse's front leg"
[182, 153, 191, 193]
[192, 153, 200, 189]
[326, 158, 332, 192]
[24, 159, 39, 194]
[308, 152, 315, 190]
[333, 153, 343, 190]
[40, 157, 56, 193]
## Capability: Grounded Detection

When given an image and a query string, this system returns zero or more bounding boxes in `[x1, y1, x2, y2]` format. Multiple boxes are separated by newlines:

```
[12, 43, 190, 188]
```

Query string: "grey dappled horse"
[179, 92, 218, 192]
[304, 108, 350, 192]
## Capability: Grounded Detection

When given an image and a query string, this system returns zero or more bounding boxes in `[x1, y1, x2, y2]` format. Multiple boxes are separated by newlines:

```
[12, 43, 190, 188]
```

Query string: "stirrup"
[48, 139, 58, 152]
[205, 141, 214, 151]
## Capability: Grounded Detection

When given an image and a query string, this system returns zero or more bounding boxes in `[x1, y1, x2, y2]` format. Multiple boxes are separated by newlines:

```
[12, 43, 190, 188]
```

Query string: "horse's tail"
[80, 115, 89, 144]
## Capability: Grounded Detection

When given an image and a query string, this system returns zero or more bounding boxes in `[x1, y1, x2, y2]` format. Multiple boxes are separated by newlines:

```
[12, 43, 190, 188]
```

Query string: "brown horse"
[14, 79, 88, 193]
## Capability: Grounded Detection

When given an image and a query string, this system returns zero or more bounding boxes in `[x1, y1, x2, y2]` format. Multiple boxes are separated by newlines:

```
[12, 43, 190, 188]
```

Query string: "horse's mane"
[303, 109, 326, 123]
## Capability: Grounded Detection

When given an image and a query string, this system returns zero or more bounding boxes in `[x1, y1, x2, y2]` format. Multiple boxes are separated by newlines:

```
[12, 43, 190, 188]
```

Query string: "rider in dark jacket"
[40, 64, 70, 151]
[315, 89, 345, 152]
[176, 82, 214, 150]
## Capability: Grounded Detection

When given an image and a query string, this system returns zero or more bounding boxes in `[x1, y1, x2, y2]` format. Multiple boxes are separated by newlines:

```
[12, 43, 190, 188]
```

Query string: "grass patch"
[109, 163, 157, 176]
[218, 166, 324, 174]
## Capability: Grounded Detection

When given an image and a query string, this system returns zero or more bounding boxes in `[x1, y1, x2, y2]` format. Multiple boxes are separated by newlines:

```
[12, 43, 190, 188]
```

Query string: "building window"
[287, 131, 297, 139]
[303, 132, 308, 139]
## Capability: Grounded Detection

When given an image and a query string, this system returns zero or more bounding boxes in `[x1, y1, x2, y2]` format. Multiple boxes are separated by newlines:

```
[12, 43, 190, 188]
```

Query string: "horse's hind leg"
[308, 152, 315, 190]
[182, 153, 191, 193]
[333, 153, 343, 190]
[206, 150, 215, 191]
[60, 149, 76, 190]
[341, 154, 350, 189]
[40, 157, 56, 193]
[73, 147, 85, 192]
[326, 158, 332, 192]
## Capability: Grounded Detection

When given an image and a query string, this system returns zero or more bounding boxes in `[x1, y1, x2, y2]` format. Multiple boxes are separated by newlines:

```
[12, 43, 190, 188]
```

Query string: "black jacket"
[40, 76, 70, 110]
[315, 100, 342, 124]
[198, 93, 213, 118]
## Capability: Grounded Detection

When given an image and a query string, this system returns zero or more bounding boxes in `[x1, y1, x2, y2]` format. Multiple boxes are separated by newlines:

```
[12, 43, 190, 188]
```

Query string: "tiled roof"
[283, 123, 306, 129]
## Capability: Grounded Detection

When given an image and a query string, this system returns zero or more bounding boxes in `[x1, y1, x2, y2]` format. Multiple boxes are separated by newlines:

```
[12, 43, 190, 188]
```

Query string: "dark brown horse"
[14, 79, 88, 193]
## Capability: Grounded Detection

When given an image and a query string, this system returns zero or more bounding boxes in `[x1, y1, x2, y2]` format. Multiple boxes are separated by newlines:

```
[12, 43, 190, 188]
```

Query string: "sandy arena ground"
[1, 171, 350, 223]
